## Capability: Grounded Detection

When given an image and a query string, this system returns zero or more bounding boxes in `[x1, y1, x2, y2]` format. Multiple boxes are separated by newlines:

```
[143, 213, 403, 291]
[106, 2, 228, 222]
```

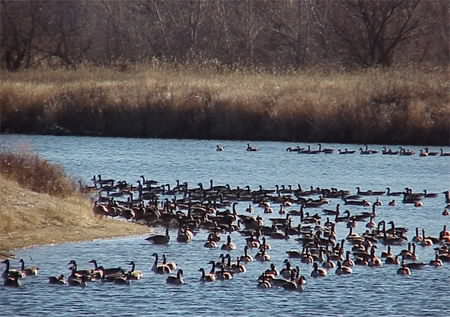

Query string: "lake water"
[1, 134, 449, 317]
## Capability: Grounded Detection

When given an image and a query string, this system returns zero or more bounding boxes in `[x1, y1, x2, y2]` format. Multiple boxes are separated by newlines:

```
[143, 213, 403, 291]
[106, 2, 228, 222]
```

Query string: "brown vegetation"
[0, 150, 148, 256]
[0, 64, 449, 145]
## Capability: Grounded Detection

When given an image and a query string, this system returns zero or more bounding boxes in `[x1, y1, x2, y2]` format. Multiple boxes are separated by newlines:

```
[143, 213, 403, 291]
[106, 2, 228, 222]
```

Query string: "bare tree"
[327, 0, 424, 67]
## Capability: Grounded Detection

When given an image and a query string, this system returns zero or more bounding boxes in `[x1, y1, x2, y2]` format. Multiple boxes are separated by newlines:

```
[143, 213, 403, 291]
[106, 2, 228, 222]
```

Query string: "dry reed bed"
[0, 64, 449, 144]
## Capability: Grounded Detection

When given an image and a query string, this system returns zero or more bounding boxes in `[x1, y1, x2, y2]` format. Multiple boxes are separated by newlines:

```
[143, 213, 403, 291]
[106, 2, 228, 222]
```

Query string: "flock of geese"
[3, 174, 450, 291]
[215, 143, 450, 157]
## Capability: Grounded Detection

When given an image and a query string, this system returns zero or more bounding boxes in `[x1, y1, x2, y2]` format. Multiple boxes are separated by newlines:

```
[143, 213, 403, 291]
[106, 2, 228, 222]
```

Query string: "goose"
[4, 275, 22, 287]
[342, 251, 355, 267]
[257, 275, 273, 288]
[231, 257, 247, 273]
[126, 261, 143, 280]
[151, 253, 171, 274]
[335, 261, 352, 275]
[397, 264, 412, 275]
[381, 246, 393, 258]
[429, 253, 444, 267]
[338, 148, 356, 154]
[67, 260, 92, 278]
[204, 234, 219, 248]
[280, 259, 294, 279]
[177, 226, 194, 243]
[322, 255, 336, 269]
[1, 259, 24, 280]
[48, 274, 67, 285]
[68, 266, 88, 287]
[166, 269, 185, 285]
[385, 255, 400, 265]
[386, 187, 402, 196]
[199, 268, 216, 282]
[388, 200, 396, 206]
[423, 189, 438, 198]
[88, 260, 123, 278]
[145, 227, 170, 244]
[246, 144, 258, 151]
[318, 143, 334, 154]
[240, 246, 254, 263]
[443, 208, 449, 216]
[221, 235, 237, 251]
[162, 254, 177, 272]
[255, 247, 271, 262]
[264, 263, 279, 277]
[440, 148, 450, 156]
[419, 229, 433, 247]
[311, 262, 327, 278]
[216, 144, 224, 152]
[217, 266, 233, 280]
[18, 259, 39, 276]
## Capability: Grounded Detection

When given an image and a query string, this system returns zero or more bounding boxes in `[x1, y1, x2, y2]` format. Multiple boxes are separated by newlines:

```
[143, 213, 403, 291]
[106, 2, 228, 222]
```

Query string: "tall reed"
[0, 63, 449, 144]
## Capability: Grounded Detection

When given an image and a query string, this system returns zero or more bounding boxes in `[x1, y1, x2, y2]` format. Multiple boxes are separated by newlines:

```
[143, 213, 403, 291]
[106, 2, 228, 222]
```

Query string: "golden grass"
[0, 149, 149, 257]
[0, 63, 449, 144]
[0, 174, 149, 257]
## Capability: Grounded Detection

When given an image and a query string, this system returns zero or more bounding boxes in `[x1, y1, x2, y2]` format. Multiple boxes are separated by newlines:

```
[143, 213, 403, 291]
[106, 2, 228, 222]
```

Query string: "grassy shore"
[0, 150, 149, 258]
[0, 63, 449, 145]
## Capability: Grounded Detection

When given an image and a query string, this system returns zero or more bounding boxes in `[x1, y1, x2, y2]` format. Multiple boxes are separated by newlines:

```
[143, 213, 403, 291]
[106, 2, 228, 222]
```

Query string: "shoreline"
[1, 65, 449, 145]
[0, 174, 150, 260]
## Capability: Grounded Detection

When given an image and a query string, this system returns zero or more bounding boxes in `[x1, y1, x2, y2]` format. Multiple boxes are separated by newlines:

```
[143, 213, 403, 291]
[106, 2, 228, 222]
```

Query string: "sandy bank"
[0, 175, 149, 259]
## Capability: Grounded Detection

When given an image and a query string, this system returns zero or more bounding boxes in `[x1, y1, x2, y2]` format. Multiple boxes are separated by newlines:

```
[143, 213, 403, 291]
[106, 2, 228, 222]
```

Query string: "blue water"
[1, 134, 449, 317]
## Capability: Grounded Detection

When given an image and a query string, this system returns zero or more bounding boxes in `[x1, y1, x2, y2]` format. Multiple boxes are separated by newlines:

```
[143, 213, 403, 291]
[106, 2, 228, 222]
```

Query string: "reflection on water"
[0, 134, 449, 316]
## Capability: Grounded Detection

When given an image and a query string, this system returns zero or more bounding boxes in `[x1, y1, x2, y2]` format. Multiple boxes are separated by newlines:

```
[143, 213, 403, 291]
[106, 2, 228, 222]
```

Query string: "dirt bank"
[0, 175, 149, 259]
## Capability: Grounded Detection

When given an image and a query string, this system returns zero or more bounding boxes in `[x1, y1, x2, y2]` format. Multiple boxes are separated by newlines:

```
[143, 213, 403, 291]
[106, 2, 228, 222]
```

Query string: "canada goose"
[19, 259, 39, 276]
[440, 148, 450, 156]
[162, 255, 177, 272]
[388, 200, 396, 206]
[151, 253, 171, 274]
[386, 187, 402, 196]
[419, 229, 433, 247]
[67, 260, 92, 278]
[204, 234, 219, 248]
[311, 262, 327, 278]
[221, 235, 237, 251]
[88, 260, 123, 278]
[240, 246, 254, 263]
[280, 259, 294, 279]
[166, 269, 185, 285]
[231, 257, 246, 273]
[335, 261, 352, 275]
[1, 259, 24, 280]
[177, 226, 194, 243]
[126, 261, 143, 280]
[397, 264, 412, 275]
[338, 148, 355, 154]
[68, 266, 88, 287]
[199, 268, 216, 282]
[255, 247, 271, 262]
[385, 255, 400, 265]
[216, 144, 224, 152]
[4, 275, 22, 287]
[49, 274, 67, 285]
[342, 251, 354, 268]
[145, 227, 170, 244]
[246, 144, 258, 151]
[381, 246, 393, 258]
[429, 253, 444, 267]
[257, 275, 272, 288]
[443, 208, 449, 216]
[322, 255, 336, 269]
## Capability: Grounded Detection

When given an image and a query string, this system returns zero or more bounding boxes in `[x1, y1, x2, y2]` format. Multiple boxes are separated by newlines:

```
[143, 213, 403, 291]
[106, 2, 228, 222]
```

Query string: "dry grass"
[0, 63, 449, 144]
[0, 150, 149, 257]
[0, 148, 77, 197]
[0, 174, 149, 256]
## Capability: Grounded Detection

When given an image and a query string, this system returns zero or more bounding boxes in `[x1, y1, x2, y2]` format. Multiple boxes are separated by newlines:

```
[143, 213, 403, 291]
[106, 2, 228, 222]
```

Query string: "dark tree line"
[0, 0, 448, 71]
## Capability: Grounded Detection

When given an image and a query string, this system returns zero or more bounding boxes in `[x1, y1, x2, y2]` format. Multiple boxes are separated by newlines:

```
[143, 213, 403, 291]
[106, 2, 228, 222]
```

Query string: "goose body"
[145, 228, 170, 244]
[167, 269, 185, 285]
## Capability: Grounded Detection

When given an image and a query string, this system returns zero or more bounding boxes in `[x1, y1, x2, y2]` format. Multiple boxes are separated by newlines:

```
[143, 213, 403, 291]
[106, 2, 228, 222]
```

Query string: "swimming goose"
[240, 246, 254, 263]
[49, 274, 67, 285]
[255, 247, 271, 262]
[145, 227, 170, 244]
[246, 144, 258, 151]
[4, 275, 22, 287]
[199, 268, 216, 282]
[19, 259, 39, 276]
[152, 253, 171, 274]
[397, 264, 412, 275]
[162, 255, 177, 272]
[166, 269, 185, 285]
[311, 262, 327, 278]
[1, 259, 24, 280]
[221, 235, 237, 251]
[335, 261, 352, 275]
[126, 261, 143, 280]
[216, 144, 224, 152]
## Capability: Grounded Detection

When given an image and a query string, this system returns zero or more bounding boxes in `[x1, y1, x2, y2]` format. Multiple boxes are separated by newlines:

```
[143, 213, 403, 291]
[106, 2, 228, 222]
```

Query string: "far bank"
[0, 64, 449, 145]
